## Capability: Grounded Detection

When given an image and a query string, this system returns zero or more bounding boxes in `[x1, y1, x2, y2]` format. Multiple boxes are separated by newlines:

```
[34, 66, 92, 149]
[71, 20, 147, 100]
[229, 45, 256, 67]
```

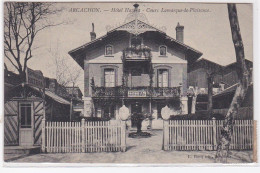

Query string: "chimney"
[90, 23, 96, 41]
[175, 22, 184, 43]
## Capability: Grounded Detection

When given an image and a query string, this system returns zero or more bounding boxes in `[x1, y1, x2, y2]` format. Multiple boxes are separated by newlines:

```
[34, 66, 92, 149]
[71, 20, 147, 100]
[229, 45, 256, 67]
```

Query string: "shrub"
[169, 111, 225, 120]
[83, 117, 111, 121]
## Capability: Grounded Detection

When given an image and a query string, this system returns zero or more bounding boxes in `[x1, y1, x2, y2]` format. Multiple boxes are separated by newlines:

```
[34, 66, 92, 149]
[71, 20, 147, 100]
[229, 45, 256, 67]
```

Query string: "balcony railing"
[122, 46, 152, 61]
[92, 86, 181, 98]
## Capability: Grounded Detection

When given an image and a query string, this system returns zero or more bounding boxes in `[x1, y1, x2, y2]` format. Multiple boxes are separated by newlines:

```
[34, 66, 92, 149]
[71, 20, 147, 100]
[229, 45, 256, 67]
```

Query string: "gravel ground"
[4, 130, 253, 164]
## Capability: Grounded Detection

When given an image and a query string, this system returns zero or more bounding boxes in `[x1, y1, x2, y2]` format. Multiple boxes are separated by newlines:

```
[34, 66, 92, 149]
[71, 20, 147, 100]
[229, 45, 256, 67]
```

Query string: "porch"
[92, 86, 181, 98]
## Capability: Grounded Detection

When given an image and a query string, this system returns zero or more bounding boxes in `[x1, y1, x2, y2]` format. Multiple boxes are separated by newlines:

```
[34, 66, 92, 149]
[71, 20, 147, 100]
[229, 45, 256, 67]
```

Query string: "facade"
[188, 58, 253, 93]
[188, 58, 253, 112]
[69, 4, 202, 128]
[188, 58, 224, 94]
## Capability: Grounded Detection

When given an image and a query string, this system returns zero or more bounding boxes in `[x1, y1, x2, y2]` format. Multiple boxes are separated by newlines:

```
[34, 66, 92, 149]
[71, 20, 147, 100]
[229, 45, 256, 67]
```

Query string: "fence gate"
[163, 119, 253, 151]
[42, 119, 126, 153]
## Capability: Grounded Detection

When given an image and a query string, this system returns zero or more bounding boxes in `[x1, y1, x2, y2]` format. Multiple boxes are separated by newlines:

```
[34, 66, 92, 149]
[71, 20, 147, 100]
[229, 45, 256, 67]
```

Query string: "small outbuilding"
[4, 68, 70, 146]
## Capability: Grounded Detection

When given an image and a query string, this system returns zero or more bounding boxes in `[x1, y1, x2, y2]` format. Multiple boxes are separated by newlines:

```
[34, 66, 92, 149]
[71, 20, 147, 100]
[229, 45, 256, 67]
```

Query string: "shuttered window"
[158, 69, 169, 87]
[104, 69, 115, 87]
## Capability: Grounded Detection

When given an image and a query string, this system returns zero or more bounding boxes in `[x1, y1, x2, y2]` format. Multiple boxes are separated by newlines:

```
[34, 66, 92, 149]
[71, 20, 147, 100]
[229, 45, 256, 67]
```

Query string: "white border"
[0, 0, 259, 171]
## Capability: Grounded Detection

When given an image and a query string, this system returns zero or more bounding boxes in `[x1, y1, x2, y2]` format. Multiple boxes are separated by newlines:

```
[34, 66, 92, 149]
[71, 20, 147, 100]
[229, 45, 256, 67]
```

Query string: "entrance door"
[19, 103, 34, 146]
[131, 102, 142, 127]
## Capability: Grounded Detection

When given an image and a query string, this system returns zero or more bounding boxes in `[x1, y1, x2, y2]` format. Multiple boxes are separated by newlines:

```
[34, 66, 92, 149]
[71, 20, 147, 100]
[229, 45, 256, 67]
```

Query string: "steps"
[4, 146, 41, 155]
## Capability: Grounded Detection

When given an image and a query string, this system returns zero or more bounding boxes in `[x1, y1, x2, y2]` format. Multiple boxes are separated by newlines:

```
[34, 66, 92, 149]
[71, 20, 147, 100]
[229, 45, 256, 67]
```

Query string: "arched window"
[105, 45, 113, 56]
[159, 45, 167, 56]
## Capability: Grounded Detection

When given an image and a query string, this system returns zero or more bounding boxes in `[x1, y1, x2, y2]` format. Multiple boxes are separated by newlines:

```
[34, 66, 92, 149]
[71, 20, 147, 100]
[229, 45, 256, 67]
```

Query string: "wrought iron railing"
[92, 86, 181, 98]
[152, 87, 181, 97]
[92, 86, 126, 97]
[122, 46, 152, 61]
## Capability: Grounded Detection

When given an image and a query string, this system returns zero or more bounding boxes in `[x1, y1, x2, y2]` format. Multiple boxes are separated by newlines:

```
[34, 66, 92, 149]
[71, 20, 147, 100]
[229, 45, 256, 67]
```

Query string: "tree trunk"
[207, 74, 213, 118]
[215, 3, 249, 163]
[19, 70, 27, 83]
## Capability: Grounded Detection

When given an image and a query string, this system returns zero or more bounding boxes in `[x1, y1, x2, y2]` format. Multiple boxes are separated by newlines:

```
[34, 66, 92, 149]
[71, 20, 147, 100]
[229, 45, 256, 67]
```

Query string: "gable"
[111, 19, 165, 35]
[69, 21, 202, 69]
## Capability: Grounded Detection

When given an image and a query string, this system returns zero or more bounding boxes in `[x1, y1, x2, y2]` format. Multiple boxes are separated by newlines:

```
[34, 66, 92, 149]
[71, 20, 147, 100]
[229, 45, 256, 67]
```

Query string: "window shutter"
[162, 70, 167, 87]
[110, 70, 115, 87]
[158, 70, 162, 87]
[101, 68, 105, 87]
[115, 68, 118, 86]
[168, 69, 171, 87]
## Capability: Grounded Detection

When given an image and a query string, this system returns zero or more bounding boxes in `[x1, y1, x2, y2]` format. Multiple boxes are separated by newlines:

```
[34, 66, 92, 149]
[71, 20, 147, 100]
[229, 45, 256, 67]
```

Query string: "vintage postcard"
[2, 1, 256, 165]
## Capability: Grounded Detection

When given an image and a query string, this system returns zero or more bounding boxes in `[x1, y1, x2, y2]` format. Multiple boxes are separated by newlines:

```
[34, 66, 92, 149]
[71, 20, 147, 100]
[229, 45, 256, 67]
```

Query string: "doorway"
[19, 102, 34, 146]
[131, 102, 142, 127]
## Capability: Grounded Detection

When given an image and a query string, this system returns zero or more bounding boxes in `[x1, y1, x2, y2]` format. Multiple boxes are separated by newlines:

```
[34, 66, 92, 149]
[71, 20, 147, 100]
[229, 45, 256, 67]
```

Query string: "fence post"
[163, 120, 169, 150]
[81, 118, 86, 152]
[41, 118, 46, 152]
[121, 120, 126, 152]
[212, 117, 217, 150]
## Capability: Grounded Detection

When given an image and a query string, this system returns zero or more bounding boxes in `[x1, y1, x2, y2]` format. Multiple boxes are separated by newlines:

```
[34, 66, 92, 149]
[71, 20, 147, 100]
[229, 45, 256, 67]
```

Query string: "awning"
[30, 86, 70, 105]
[45, 90, 70, 105]
[213, 83, 239, 98]
[213, 83, 253, 98]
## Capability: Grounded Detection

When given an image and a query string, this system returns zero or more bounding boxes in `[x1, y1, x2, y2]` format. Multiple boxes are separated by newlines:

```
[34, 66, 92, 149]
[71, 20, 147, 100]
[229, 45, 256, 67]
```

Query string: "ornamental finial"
[133, 3, 139, 9]
[92, 23, 95, 32]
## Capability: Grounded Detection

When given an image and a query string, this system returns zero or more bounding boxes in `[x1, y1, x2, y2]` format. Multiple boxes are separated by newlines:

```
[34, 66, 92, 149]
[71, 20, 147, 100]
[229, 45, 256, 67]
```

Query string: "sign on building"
[128, 90, 146, 97]
[26, 68, 45, 89]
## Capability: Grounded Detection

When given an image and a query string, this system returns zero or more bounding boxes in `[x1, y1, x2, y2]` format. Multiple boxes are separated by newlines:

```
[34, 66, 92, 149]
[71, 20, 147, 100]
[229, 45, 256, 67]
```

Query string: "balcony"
[92, 86, 126, 98]
[122, 46, 152, 61]
[92, 86, 181, 98]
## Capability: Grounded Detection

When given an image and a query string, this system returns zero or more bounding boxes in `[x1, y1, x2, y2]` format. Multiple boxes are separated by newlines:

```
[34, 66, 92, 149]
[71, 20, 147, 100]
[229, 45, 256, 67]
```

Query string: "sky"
[4, 2, 253, 93]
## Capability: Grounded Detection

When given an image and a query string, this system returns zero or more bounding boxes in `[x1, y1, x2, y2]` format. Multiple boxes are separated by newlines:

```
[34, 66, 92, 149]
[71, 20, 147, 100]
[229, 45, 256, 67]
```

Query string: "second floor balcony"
[122, 46, 152, 62]
[92, 86, 181, 98]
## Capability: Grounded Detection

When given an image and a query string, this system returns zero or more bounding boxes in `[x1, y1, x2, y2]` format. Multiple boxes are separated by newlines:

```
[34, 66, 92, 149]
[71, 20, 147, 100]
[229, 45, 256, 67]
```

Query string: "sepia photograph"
[2, 1, 256, 165]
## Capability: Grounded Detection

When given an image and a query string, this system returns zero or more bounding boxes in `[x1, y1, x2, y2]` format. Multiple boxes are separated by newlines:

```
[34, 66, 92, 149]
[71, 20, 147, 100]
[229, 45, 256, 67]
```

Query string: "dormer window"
[105, 45, 113, 56]
[159, 45, 167, 56]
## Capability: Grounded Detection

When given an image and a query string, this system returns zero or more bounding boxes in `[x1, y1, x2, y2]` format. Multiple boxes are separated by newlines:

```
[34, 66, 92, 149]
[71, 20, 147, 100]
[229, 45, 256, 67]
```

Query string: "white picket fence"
[163, 119, 253, 151]
[41, 119, 126, 153]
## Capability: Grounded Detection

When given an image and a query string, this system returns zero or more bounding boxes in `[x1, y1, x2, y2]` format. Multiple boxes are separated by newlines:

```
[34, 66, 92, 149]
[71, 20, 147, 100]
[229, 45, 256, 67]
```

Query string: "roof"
[189, 57, 224, 73]
[45, 89, 70, 105]
[225, 59, 253, 68]
[68, 5, 202, 68]
[195, 58, 224, 67]
[4, 69, 22, 86]
[213, 83, 239, 97]
[213, 82, 253, 98]
[31, 86, 70, 105]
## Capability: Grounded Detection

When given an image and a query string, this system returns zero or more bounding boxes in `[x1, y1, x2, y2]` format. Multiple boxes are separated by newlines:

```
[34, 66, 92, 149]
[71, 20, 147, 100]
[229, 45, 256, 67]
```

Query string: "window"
[105, 45, 113, 56]
[20, 103, 32, 128]
[104, 69, 115, 87]
[159, 46, 167, 56]
[158, 69, 169, 87]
